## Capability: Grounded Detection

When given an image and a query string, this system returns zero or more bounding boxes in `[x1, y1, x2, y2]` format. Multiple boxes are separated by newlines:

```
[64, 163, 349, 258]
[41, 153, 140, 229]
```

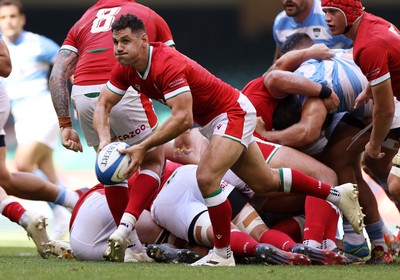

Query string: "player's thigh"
[140, 144, 165, 175]
[196, 135, 244, 192]
[230, 141, 280, 193]
[270, 146, 337, 185]
[109, 89, 157, 146]
[72, 94, 98, 147]
[320, 123, 367, 171]
[14, 141, 53, 168]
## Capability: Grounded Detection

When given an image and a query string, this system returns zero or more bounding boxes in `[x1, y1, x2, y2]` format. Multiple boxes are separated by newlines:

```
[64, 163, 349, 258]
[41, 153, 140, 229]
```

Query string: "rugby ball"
[95, 142, 131, 185]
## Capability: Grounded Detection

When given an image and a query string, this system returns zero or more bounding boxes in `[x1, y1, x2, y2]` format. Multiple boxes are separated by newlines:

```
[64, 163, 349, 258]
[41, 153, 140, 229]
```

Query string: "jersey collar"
[137, 45, 153, 79]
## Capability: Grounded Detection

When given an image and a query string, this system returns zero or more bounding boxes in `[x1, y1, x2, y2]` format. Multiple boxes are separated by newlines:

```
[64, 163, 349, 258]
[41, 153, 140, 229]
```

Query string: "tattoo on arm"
[50, 50, 78, 117]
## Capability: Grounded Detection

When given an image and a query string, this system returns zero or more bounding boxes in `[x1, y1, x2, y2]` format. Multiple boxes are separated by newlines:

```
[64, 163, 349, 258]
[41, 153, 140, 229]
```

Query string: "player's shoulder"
[152, 42, 177, 57]
[22, 31, 40, 41]
[19, 31, 56, 47]
[273, 10, 289, 25]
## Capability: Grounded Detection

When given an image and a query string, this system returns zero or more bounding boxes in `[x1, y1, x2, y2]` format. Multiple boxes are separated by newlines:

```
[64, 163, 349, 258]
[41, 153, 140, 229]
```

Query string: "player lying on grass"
[46, 162, 331, 265]
[48, 136, 363, 264]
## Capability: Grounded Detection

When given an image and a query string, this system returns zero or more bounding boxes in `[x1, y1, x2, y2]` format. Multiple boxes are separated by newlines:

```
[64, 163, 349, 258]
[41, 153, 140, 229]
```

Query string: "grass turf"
[0, 247, 399, 280]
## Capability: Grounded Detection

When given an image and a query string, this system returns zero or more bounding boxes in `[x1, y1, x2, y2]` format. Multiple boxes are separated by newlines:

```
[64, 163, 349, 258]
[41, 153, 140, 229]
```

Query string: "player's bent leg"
[230, 141, 281, 194]
[269, 145, 338, 185]
[196, 136, 245, 264]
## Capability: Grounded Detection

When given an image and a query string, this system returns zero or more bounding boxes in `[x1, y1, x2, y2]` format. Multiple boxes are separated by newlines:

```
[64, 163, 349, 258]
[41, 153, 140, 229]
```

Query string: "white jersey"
[151, 164, 235, 242]
[295, 51, 371, 118]
[1, 31, 60, 148]
[2, 31, 59, 105]
[273, 0, 352, 49]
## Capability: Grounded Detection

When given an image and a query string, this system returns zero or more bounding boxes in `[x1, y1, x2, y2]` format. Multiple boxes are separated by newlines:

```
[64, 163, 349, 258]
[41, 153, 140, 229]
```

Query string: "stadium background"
[1, 0, 400, 244]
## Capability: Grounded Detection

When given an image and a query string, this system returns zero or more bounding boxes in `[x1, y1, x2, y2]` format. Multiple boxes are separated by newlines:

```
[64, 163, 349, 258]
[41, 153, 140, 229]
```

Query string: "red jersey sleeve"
[355, 42, 390, 85]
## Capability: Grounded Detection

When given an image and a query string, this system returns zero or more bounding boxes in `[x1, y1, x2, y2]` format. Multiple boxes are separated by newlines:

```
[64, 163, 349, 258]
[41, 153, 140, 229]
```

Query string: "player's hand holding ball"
[95, 142, 131, 185]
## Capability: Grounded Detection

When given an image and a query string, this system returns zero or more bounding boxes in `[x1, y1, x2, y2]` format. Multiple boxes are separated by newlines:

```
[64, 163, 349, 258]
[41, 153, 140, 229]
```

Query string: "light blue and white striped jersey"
[294, 50, 371, 118]
[1, 31, 60, 105]
[273, 0, 352, 49]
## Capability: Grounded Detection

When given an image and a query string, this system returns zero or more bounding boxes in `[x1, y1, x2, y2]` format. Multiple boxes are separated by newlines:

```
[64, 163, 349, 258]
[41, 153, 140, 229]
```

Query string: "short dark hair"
[272, 95, 301, 130]
[0, 0, 24, 14]
[281, 33, 314, 54]
[112, 13, 146, 34]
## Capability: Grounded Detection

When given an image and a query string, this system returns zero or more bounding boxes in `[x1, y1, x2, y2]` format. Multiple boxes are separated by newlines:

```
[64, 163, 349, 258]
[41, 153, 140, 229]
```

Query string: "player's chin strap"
[343, 13, 364, 34]
[346, 123, 372, 151]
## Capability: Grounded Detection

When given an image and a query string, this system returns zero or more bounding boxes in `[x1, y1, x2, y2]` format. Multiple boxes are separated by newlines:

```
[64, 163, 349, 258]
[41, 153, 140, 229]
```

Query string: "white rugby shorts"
[72, 84, 158, 147]
[11, 93, 59, 149]
[69, 191, 115, 261]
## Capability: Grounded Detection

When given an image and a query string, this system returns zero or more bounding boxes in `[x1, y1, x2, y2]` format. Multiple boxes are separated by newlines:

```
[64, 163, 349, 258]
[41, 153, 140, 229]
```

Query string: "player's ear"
[141, 33, 148, 44]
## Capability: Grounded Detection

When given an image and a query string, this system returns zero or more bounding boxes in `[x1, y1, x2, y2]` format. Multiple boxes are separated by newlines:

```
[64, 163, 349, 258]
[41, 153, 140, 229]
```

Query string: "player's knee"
[196, 171, 217, 195]
[14, 161, 32, 173]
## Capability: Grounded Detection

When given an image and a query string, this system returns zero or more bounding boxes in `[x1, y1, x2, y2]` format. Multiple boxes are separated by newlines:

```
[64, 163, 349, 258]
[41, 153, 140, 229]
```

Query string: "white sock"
[127, 229, 145, 252]
[326, 189, 341, 205]
[214, 246, 231, 259]
[303, 239, 321, 249]
[63, 190, 79, 210]
[116, 213, 137, 238]
[343, 221, 366, 244]
[322, 239, 337, 250]
[19, 212, 29, 229]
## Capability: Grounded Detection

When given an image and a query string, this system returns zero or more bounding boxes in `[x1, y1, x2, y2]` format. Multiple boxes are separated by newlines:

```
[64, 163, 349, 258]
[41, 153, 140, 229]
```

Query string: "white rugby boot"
[335, 183, 365, 234]
[191, 249, 235, 267]
[25, 212, 50, 259]
[46, 240, 75, 260]
[103, 229, 128, 262]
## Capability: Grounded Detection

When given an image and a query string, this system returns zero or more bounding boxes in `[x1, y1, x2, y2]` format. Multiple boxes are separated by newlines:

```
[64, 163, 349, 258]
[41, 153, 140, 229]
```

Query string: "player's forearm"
[369, 81, 396, 149]
[49, 50, 78, 119]
[139, 112, 193, 152]
[370, 110, 393, 149]
[273, 48, 319, 72]
[265, 127, 318, 148]
[273, 44, 333, 72]
[266, 71, 324, 98]
[49, 74, 70, 118]
[93, 103, 112, 145]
